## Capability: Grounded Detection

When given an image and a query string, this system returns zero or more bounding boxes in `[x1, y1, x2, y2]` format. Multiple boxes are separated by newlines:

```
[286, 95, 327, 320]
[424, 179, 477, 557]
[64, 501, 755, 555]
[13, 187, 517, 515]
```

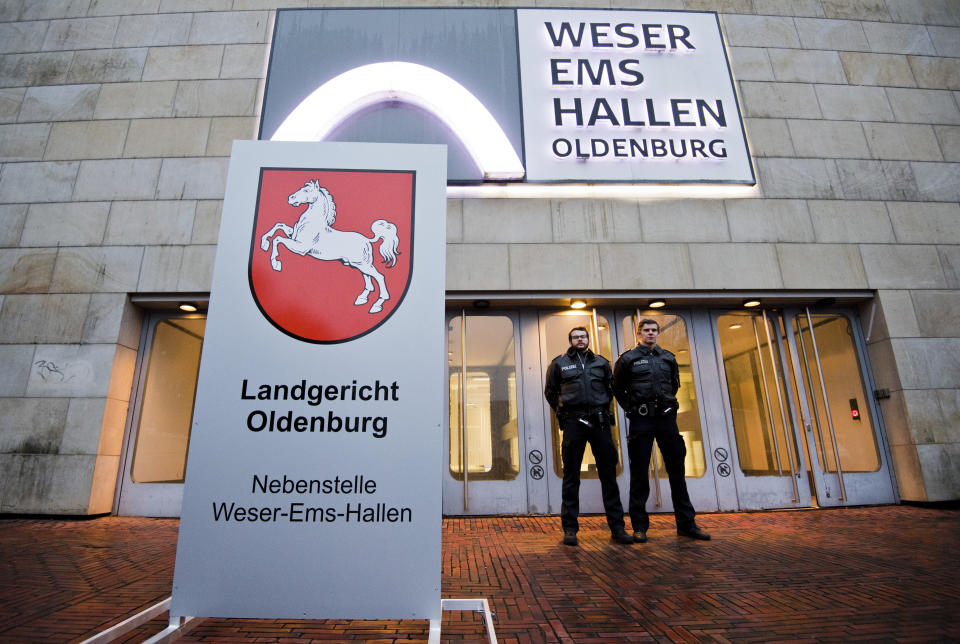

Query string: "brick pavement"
[1, 506, 959, 643]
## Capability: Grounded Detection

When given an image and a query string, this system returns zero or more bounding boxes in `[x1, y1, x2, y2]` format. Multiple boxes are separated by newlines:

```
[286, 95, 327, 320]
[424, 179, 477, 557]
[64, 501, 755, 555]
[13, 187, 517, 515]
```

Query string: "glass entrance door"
[785, 308, 896, 507]
[116, 312, 205, 516]
[443, 311, 526, 514]
[713, 308, 895, 510]
[614, 311, 720, 516]
[715, 310, 812, 509]
[538, 309, 628, 515]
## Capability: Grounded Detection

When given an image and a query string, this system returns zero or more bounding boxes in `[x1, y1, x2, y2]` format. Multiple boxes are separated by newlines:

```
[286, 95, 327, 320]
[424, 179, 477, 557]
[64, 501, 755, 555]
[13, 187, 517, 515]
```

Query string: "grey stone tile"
[689, 243, 783, 289]
[777, 243, 867, 288]
[863, 122, 943, 161]
[598, 243, 693, 289]
[0, 122, 50, 161]
[788, 119, 870, 158]
[446, 243, 509, 290]
[768, 49, 846, 84]
[0, 345, 35, 396]
[808, 199, 895, 243]
[93, 80, 177, 119]
[885, 0, 960, 27]
[726, 199, 813, 243]
[21, 201, 109, 247]
[756, 158, 841, 199]
[42, 17, 120, 51]
[908, 56, 960, 90]
[815, 84, 894, 121]
[555, 199, 642, 243]
[0, 21, 49, 55]
[862, 22, 936, 55]
[912, 290, 960, 338]
[44, 120, 128, 160]
[886, 87, 960, 124]
[509, 243, 601, 290]
[928, 26, 960, 57]
[66, 48, 147, 83]
[638, 200, 727, 242]
[795, 17, 870, 51]
[0, 161, 79, 204]
[49, 246, 144, 293]
[113, 13, 191, 47]
[835, 160, 919, 201]
[861, 244, 946, 288]
[73, 159, 161, 201]
[722, 15, 801, 48]
[887, 202, 960, 243]
[934, 125, 960, 161]
[0, 88, 25, 124]
[743, 118, 795, 157]
[0, 249, 56, 293]
[0, 52, 73, 89]
[740, 82, 822, 119]
[0, 204, 28, 246]
[18, 84, 98, 122]
[105, 199, 196, 245]
[0, 293, 89, 343]
[839, 52, 915, 87]
[0, 398, 69, 454]
[821, 0, 891, 21]
[912, 161, 960, 201]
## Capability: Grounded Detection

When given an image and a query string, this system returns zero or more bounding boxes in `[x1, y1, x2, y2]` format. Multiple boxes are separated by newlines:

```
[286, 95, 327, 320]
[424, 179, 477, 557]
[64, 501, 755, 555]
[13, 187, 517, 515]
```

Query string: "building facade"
[0, 0, 958, 516]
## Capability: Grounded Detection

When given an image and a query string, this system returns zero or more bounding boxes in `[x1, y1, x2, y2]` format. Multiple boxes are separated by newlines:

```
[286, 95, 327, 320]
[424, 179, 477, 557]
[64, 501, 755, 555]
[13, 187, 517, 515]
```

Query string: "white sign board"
[517, 9, 753, 183]
[171, 141, 447, 620]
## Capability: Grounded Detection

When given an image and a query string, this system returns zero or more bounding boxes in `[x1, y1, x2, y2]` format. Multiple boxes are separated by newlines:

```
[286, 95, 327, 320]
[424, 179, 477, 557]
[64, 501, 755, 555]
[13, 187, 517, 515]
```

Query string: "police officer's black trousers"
[560, 419, 625, 534]
[627, 414, 696, 533]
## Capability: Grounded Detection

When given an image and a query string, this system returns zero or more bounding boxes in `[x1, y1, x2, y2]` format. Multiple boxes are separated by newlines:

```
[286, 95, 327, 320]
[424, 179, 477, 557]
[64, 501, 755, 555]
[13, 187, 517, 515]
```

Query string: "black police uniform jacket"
[544, 347, 613, 413]
[612, 344, 680, 413]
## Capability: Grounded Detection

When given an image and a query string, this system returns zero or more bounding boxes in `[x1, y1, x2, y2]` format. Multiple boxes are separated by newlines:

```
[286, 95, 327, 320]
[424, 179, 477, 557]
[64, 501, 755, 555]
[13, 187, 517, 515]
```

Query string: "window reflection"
[131, 317, 205, 484]
[545, 312, 623, 479]
[793, 314, 879, 473]
[448, 315, 519, 481]
[621, 314, 706, 478]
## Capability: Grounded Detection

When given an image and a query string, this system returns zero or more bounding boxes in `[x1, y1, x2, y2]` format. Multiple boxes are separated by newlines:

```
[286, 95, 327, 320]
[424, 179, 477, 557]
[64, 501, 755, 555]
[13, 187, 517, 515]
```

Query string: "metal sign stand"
[81, 597, 497, 644]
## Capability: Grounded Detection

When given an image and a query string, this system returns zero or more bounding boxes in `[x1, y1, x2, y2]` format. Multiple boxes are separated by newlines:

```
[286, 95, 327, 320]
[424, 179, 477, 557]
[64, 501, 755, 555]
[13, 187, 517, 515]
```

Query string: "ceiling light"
[179, 302, 198, 312]
[729, 323, 742, 330]
[570, 299, 587, 310]
[742, 299, 761, 308]
[648, 299, 666, 309]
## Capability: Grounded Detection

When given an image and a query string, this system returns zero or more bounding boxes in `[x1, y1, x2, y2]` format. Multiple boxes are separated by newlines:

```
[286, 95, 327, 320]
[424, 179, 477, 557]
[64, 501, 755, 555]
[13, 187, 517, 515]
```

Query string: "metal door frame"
[442, 310, 530, 515]
[782, 307, 897, 507]
[114, 311, 203, 517]
[613, 309, 722, 516]
[710, 308, 814, 510]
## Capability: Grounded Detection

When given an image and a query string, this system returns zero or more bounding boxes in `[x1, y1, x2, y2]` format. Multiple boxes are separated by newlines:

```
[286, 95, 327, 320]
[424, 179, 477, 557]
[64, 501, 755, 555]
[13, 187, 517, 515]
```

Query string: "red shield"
[249, 168, 415, 343]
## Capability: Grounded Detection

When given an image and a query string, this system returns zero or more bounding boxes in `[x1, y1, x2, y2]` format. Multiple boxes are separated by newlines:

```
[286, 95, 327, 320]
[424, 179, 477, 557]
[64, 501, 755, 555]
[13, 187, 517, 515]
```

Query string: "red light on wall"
[849, 398, 860, 421]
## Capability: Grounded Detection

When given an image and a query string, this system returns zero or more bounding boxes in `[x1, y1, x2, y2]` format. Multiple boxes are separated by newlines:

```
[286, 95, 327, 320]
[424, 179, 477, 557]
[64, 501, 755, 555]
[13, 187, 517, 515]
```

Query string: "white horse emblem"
[259, 180, 401, 314]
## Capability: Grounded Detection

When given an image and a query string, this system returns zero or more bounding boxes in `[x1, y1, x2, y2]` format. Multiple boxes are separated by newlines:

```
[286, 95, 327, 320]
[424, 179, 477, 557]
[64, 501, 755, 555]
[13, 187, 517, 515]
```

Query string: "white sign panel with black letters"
[517, 9, 753, 183]
[171, 141, 446, 620]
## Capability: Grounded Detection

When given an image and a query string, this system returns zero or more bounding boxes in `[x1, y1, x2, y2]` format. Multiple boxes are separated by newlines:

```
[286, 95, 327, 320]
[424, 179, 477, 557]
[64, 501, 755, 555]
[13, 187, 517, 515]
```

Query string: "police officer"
[544, 326, 633, 546]
[613, 318, 711, 543]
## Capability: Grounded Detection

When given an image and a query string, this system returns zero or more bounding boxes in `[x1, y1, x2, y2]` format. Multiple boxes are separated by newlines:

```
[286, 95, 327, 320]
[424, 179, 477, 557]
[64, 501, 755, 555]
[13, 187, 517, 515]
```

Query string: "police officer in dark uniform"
[613, 318, 711, 543]
[544, 326, 633, 547]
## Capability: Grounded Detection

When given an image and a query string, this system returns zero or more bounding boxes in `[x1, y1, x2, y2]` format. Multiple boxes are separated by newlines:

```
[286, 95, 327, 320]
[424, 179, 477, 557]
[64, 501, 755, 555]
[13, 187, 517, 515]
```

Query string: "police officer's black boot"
[611, 528, 634, 545]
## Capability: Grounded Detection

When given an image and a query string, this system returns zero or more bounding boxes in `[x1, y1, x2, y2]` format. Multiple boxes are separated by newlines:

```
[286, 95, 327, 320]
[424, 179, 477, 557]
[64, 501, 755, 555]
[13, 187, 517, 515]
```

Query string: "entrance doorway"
[443, 305, 896, 515]
[115, 303, 896, 517]
[115, 311, 205, 516]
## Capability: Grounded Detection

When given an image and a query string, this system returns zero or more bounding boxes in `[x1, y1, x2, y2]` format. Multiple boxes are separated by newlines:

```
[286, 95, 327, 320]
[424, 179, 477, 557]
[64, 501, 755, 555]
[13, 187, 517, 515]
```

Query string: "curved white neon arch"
[270, 62, 524, 181]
